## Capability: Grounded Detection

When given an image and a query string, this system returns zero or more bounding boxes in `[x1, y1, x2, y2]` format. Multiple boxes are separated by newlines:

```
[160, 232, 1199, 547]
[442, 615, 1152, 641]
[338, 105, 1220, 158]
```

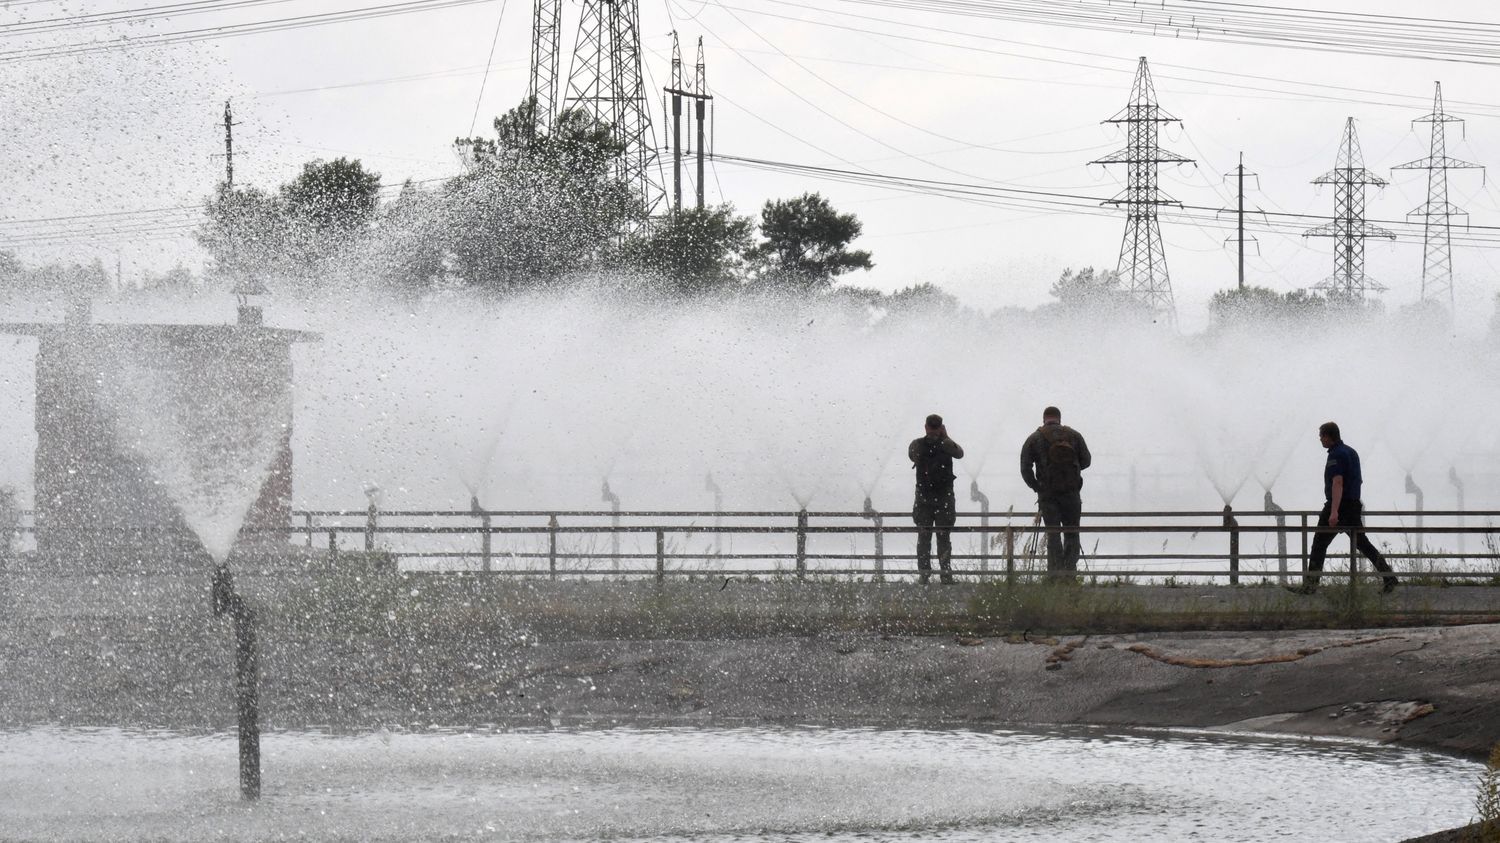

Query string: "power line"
[696, 0, 1500, 118]
[808, 0, 1500, 66]
[0, 0, 499, 63]
[467, 0, 508, 136]
[710, 152, 1500, 248]
[0, 0, 301, 37]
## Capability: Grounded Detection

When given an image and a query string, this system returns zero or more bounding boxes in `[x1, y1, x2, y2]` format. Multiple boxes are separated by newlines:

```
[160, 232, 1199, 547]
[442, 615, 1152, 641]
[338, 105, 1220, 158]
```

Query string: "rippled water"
[0, 725, 1479, 841]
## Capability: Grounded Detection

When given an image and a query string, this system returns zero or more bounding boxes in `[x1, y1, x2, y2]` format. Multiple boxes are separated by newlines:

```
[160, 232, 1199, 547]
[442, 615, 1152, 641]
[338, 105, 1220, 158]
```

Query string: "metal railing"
[284, 506, 1500, 586]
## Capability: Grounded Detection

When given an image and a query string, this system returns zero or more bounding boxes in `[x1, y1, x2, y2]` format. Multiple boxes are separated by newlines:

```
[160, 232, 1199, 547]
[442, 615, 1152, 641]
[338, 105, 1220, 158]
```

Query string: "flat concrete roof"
[0, 321, 321, 342]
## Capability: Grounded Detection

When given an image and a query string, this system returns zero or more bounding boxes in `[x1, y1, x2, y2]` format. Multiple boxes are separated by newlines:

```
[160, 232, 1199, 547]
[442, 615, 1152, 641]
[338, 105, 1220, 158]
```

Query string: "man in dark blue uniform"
[910, 414, 964, 584]
[1298, 421, 1398, 594]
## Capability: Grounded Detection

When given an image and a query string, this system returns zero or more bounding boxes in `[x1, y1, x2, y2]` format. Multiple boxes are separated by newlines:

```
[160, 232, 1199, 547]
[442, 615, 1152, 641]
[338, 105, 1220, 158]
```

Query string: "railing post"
[1004, 523, 1016, 587]
[548, 515, 559, 580]
[327, 529, 337, 563]
[795, 508, 808, 580]
[1264, 491, 1287, 586]
[471, 495, 492, 573]
[364, 502, 377, 552]
[1223, 504, 1239, 586]
[656, 530, 665, 583]
[862, 496, 884, 583]
[1405, 473, 1424, 560]
[602, 480, 621, 573]
[1299, 513, 1309, 580]
[969, 480, 990, 574]
[1450, 466, 1466, 556]
[1349, 505, 1361, 595]
[480, 513, 492, 573]
[304, 512, 313, 548]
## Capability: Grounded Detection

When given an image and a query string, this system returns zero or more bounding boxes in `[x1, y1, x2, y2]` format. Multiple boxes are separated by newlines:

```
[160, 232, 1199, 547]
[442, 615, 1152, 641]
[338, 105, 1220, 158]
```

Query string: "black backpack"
[914, 439, 955, 496]
[1038, 426, 1082, 495]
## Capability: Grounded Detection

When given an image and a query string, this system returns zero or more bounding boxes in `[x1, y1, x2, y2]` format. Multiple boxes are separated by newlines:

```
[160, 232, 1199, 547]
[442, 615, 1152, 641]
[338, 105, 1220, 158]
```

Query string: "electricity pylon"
[526, 0, 563, 134]
[1090, 57, 1193, 324]
[563, 0, 664, 217]
[1392, 82, 1483, 310]
[1304, 117, 1394, 300]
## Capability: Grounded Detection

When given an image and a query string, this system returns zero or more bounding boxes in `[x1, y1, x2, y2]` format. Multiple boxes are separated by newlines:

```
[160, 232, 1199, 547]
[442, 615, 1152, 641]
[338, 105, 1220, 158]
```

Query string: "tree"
[369, 179, 448, 295]
[140, 264, 197, 295]
[1045, 266, 1147, 317]
[196, 157, 381, 292]
[444, 101, 635, 294]
[280, 157, 381, 239]
[1209, 285, 1322, 326]
[747, 192, 873, 292]
[615, 205, 754, 295]
[29, 258, 110, 301]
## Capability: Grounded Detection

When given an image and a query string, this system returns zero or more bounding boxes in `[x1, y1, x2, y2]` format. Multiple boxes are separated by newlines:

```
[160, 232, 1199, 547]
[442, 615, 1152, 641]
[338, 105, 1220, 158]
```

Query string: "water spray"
[969, 479, 990, 573]
[601, 479, 621, 572]
[1405, 472, 1424, 557]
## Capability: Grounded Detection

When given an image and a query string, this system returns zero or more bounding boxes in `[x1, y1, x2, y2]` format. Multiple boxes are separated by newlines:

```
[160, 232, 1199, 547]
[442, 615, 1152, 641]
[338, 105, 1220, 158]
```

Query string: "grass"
[1472, 742, 1500, 843]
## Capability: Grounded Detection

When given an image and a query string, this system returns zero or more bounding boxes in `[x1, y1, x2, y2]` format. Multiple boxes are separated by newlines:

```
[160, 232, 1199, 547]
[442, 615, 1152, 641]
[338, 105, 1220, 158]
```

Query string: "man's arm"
[938, 436, 964, 459]
[1329, 475, 1344, 527]
[1019, 435, 1038, 491]
[1074, 431, 1092, 470]
[909, 438, 922, 466]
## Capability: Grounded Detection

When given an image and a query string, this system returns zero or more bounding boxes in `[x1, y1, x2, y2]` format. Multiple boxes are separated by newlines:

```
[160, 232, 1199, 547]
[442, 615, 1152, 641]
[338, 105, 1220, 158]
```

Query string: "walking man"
[1299, 422, 1398, 594]
[1020, 406, 1092, 579]
[910, 414, 963, 584]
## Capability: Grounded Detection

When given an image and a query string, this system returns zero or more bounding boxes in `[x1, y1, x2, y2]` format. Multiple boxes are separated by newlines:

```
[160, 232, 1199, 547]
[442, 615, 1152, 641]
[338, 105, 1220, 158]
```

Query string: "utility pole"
[1221, 153, 1259, 291]
[664, 34, 714, 214]
[668, 33, 684, 214]
[1090, 57, 1193, 325]
[1303, 118, 1393, 300]
[695, 37, 709, 211]
[1392, 82, 1483, 311]
[1237, 153, 1245, 290]
[222, 100, 237, 188]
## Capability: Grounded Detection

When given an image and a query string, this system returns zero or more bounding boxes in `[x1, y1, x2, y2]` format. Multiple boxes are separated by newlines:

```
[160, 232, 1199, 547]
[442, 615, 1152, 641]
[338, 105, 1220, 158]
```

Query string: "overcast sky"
[2, 0, 1498, 329]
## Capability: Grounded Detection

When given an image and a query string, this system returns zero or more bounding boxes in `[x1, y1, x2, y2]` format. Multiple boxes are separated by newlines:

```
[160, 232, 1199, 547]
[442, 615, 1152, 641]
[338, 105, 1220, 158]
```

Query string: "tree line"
[0, 95, 1495, 337]
[195, 98, 874, 300]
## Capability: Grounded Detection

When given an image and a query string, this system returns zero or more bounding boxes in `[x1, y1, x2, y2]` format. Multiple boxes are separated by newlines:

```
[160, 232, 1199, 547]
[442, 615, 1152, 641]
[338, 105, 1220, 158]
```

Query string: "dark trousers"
[1039, 492, 1082, 577]
[1306, 502, 1395, 590]
[913, 494, 956, 583]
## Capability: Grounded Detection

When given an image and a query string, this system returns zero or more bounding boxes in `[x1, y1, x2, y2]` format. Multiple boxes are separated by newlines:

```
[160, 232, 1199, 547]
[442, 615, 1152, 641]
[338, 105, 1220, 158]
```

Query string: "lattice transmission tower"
[1392, 82, 1483, 310]
[1303, 117, 1394, 300]
[526, 0, 563, 133]
[561, 0, 665, 217]
[1090, 57, 1192, 323]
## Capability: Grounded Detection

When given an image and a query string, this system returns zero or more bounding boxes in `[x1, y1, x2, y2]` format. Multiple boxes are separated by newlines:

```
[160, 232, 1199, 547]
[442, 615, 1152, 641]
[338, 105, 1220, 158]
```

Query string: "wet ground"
[2, 574, 1498, 841]
[0, 725, 1481, 842]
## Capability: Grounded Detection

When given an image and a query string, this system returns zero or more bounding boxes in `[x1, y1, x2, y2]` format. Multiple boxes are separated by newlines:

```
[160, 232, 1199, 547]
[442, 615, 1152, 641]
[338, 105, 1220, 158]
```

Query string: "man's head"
[925, 413, 944, 434]
[1318, 421, 1341, 447]
[1042, 406, 1061, 423]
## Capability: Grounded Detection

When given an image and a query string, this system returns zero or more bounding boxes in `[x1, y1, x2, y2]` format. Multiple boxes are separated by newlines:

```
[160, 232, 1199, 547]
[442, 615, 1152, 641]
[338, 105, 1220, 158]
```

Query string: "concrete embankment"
[3, 570, 1498, 764]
